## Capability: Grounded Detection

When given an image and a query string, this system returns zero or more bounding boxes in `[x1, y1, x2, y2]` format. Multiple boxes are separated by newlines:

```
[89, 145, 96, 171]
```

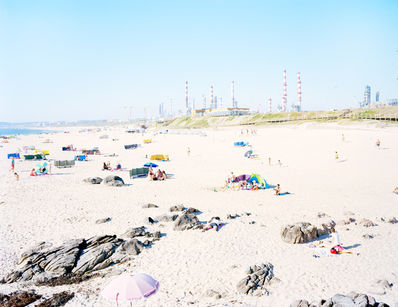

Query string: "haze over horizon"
[1, 0, 397, 123]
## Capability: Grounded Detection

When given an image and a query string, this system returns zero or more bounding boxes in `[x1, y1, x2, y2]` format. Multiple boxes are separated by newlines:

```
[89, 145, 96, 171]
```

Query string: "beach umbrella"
[144, 162, 158, 168]
[101, 273, 159, 306]
[244, 150, 253, 157]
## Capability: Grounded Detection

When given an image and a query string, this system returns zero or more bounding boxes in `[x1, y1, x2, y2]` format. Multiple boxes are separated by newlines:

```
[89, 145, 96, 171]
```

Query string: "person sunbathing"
[201, 217, 224, 232]
[251, 181, 259, 190]
[103, 162, 109, 170]
[156, 169, 165, 180]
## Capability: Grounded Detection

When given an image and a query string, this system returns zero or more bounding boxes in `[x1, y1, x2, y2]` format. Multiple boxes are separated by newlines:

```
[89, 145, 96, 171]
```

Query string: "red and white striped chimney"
[297, 72, 302, 111]
[282, 69, 287, 112]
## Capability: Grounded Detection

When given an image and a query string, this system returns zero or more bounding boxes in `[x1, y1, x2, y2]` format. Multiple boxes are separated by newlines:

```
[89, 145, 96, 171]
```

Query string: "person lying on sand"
[201, 217, 224, 232]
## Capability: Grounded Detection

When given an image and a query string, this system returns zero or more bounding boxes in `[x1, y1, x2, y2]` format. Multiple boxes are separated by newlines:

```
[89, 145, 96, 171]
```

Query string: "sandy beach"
[1, 122, 398, 306]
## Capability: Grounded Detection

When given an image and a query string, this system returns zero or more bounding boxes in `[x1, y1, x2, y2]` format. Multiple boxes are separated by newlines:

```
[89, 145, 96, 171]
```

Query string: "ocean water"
[0, 128, 52, 136]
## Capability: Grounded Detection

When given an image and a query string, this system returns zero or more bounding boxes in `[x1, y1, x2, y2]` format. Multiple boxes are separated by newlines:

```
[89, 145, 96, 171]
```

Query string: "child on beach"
[274, 184, 281, 195]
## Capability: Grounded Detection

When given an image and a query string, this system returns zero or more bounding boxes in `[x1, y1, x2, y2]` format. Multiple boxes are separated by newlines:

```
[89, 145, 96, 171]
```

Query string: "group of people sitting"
[148, 168, 167, 181]
[103, 162, 122, 171]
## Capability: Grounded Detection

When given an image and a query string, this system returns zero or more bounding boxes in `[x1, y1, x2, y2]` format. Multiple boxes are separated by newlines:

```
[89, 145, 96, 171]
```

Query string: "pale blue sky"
[0, 0, 397, 122]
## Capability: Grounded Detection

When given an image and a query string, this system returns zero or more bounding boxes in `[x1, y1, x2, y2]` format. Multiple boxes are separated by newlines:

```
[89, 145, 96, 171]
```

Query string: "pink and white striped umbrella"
[101, 273, 159, 305]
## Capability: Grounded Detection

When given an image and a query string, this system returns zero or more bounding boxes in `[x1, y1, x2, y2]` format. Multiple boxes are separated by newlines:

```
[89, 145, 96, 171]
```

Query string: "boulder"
[83, 177, 103, 184]
[122, 226, 150, 238]
[0, 291, 42, 307]
[4, 233, 154, 285]
[359, 218, 376, 227]
[185, 207, 200, 214]
[291, 292, 387, 307]
[227, 214, 240, 220]
[103, 176, 124, 187]
[142, 203, 158, 209]
[170, 204, 185, 212]
[281, 222, 329, 244]
[155, 214, 178, 222]
[174, 213, 200, 231]
[95, 217, 111, 224]
[37, 291, 74, 307]
[144, 217, 156, 225]
[237, 263, 275, 296]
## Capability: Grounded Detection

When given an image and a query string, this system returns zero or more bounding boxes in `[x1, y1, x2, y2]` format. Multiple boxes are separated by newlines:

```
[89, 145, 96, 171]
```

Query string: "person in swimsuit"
[274, 184, 281, 195]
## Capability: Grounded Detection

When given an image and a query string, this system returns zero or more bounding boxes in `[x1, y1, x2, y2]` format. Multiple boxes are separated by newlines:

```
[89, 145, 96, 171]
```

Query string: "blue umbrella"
[144, 162, 158, 168]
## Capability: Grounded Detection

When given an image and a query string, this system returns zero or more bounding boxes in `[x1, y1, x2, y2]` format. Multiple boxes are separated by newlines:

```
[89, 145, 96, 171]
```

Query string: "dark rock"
[103, 175, 124, 187]
[155, 214, 178, 222]
[122, 226, 149, 238]
[95, 217, 111, 224]
[174, 213, 201, 231]
[170, 204, 185, 212]
[290, 299, 310, 307]
[185, 207, 200, 214]
[237, 263, 275, 296]
[0, 291, 42, 307]
[359, 218, 376, 227]
[227, 214, 240, 219]
[142, 203, 158, 208]
[118, 239, 144, 256]
[281, 222, 329, 244]
[37, 291, 74, 307]
[362, 234, 374, 240]
[291, 292, 388, 307]
[144, 217, 156, 225]
[83, 177, 103, 184]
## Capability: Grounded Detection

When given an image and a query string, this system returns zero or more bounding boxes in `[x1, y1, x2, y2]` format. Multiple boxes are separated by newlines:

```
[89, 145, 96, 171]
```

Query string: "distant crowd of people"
[149, 167, 167, 181]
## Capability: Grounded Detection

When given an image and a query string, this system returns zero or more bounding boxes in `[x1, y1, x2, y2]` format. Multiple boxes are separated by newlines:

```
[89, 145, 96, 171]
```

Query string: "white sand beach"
[1, 122, 398, 306]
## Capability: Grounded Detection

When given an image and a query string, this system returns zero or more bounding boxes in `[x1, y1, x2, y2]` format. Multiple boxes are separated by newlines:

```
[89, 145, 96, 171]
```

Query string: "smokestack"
[282, 70, 287, 112]
[210, 85, 214, 109]
[297, 72, 302, 111]
[268, 98, 272, 113]
[231, 81, 235, 108]
[185, 81, 189, 115]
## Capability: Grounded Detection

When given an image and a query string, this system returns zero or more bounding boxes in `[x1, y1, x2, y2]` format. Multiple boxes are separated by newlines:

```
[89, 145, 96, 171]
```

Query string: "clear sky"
[1, 0, 397, 122]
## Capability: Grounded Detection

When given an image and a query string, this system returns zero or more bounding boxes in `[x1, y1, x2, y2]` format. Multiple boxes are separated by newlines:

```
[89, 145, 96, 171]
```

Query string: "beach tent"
[124, 144, 139, 150]
[62, 145, 75, 151]
[150, 154, 169, 161]
[74, 155, 87, 161]
[34, 150, 50, 155]
[234, 141, 248, 147]
[248, 174, 269, 188]
[8, 153, 20, 159]
[143, 139, 152, 144]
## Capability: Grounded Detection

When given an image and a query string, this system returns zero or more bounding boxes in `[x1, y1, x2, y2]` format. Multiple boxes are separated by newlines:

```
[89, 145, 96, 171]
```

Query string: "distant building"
[361, 85, 371, 107]
[375, 91, 380, 102]
[194, 107, 250, 117]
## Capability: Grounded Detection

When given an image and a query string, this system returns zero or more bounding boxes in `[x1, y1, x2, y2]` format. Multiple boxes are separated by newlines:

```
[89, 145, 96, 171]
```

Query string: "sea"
[0, 128, 54, 136]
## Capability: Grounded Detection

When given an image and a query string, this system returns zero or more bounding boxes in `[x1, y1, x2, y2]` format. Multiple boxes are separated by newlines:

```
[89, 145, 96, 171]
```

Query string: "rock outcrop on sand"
[0, 291, 74, 307]
[103, 175, 125, 187]
[290, 292, 389, 307]
[83, 177, 103, 184]
[174, 213, 201, 231]
[0, 291, 42, 307]
[359, 218, 376, 227]
[122, 226, 161, 241]
[281, 222, 330, 244]
[236, 263, 277, 296]
[155, 214, 179, 222]
[170, 204, 185, 212]
[4, 234, 150, 284]
[95, 217, 111, 224]
[142, 203, 159, 208]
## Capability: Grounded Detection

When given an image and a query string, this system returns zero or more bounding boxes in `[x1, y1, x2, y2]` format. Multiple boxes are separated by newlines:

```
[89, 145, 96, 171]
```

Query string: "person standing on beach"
[14, 173, 19, 181]
[376, 139, 380, 148]
[187, 147, 190, 156]
[11, 158, 15, 171]
[278, 160, 282, 167]
[335, 151, 339, 160]
[268, 157, 271, 166]
[342, 133, 345, 142]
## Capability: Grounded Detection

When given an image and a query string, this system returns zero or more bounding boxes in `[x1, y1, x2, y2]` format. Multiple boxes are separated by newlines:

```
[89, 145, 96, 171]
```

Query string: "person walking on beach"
[342, 133, 345, 142]
[278, 160, 282, 167]
[187, 147, 190, 156]
[376, 139, 381, 148]
[268, 157, 271, 166]
[11, 157, 15, 171]
[335, 151, 339, 160]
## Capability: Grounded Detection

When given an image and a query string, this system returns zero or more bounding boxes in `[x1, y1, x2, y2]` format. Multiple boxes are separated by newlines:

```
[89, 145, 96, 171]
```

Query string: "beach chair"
[150, 154, 169, 161]
[129, 167, 149, 178]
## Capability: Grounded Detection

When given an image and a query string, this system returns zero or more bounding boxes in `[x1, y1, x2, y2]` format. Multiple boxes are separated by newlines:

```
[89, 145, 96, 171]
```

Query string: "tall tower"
[282, 70, 287, 112]
[185, 81, 189, 115]
[363, 85, 371, 107]
[375, 91, 380, 102]
[297, 72, 302, 112]
[210, 85, 214, 109]
[231, 81, 235, 108]
[268, 98, 272, 113]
